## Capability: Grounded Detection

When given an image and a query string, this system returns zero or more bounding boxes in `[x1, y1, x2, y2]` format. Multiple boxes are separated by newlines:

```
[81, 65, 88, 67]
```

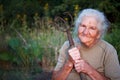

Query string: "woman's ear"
[97, 33, 101, 39]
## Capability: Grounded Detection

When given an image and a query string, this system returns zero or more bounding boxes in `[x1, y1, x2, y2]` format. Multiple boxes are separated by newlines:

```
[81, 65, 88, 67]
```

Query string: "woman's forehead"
[81, 16, 98, 26]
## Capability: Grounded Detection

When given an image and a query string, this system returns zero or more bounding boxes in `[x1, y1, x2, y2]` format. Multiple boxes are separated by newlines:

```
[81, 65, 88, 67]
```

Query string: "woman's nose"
[83, 28, 89, 34]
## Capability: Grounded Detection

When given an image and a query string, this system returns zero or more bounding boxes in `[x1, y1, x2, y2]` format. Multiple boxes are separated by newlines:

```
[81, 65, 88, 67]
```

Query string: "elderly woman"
[52, 8, 120, 80]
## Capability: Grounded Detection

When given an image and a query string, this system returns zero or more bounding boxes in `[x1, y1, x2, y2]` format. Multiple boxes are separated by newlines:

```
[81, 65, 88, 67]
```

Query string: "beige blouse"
[54, 38, 120, 80]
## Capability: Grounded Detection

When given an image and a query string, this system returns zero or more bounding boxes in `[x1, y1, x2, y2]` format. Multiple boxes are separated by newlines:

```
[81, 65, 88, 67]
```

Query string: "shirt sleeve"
[104, 45, 120, 80]
[54, 41, 69, 71]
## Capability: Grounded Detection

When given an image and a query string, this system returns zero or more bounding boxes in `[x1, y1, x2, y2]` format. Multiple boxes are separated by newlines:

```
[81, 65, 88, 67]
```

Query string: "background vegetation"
[0, 0, 120, 80]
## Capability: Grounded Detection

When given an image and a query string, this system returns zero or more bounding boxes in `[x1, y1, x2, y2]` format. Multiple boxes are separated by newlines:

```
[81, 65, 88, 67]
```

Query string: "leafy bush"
[0, 17, 67, 79]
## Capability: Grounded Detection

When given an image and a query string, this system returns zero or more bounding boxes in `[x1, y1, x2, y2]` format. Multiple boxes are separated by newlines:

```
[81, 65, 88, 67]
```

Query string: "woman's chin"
[80, 39, 93, 47]
[80, 38, 91, 43]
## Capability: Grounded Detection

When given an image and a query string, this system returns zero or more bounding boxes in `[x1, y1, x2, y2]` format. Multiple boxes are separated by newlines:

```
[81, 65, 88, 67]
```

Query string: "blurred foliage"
[0, 17, 66, 79]
[0, 18, 66, 66]
[0, 0, 120, 26]
[104, 23, 120, 61]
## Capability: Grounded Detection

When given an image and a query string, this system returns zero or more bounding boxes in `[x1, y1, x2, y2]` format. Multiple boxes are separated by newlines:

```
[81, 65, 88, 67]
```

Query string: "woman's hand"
[68, 47, 81, 62]
[68, 47, 92, 74]
[74, 59, 92, 74]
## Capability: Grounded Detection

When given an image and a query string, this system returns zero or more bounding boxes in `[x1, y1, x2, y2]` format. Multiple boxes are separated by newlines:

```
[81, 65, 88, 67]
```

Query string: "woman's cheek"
[89, 30, 98, 37]
[78, 27, 84, 34]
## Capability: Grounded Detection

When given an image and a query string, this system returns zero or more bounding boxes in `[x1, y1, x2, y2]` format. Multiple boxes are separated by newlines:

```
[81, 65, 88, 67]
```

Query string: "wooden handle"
[66, 29, 74, 48]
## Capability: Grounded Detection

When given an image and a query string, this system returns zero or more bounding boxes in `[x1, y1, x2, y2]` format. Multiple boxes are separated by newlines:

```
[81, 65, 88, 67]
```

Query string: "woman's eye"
[80, 24, 86, 27]
[90, 27, 96, 30]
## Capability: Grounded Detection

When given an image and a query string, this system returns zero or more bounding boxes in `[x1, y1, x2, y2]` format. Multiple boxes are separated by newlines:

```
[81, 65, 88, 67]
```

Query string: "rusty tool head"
[54, 12, 73, 32]
[53, 12, 75, 47]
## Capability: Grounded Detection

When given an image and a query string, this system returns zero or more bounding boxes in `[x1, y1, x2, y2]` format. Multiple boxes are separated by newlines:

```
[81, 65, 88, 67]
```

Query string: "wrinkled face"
[78, 16, 100, 47]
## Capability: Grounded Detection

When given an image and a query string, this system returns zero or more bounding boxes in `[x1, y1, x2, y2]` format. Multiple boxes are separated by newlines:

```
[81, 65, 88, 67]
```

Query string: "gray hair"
[74, 8, 110, 38]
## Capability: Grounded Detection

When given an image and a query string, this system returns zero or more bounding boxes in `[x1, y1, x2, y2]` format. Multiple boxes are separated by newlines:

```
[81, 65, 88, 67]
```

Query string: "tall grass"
[28, 26, 67, 70]
[0, 17, 67, 80]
